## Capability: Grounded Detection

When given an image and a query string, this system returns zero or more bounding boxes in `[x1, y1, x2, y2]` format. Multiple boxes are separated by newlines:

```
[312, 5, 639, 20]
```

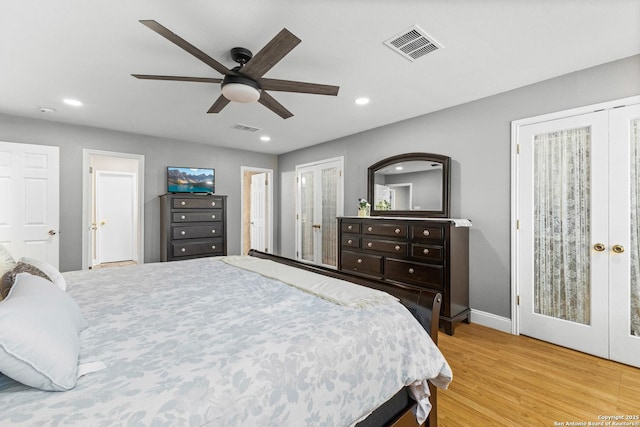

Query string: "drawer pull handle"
[181, 201, 186, 206]
[357, 258, 363, 264]
[212, 215, 216, 219]
[211, 229, 216, 234]
[423, 248, 430, 254]
[347, 225, 353, 230]
[395, 228, 401, 234]
[423, 230, 430, 236]
[181, 215, 186, 220]
[181, 231, 186, 235]
[212, 245, 216, 250]
[181, 248, 186, 252]
[367, 242, 373, 248]
[368, 226, 373, 232]
[347, 239, 353, 244]
[408, 268, 415, 274]
[395, 245, 400, 251]
[211, 202, 216, 206]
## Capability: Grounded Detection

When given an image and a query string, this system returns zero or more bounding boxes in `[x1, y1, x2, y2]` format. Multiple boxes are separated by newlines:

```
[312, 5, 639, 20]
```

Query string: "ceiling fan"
[132, 20, 340, 119]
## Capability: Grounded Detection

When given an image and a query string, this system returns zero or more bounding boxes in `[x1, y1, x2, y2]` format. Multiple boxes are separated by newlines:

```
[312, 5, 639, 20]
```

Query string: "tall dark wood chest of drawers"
[337, 216, 470, 335]
[160, 193, 227, 261]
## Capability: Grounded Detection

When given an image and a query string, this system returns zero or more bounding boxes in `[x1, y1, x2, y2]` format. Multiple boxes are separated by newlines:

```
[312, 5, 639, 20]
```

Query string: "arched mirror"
[367, 152, 450, 218]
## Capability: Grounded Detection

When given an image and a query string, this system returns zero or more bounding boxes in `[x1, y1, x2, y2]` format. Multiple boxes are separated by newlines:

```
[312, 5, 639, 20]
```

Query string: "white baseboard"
[470, 309, 512, 334]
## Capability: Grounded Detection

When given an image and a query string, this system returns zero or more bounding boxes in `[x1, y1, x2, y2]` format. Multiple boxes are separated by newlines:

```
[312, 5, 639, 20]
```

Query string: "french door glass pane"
[533, 127, 591, 325]
[630, 118, 640, 336]
[300, 171, 314, 262]
[321, 166, 338, 266]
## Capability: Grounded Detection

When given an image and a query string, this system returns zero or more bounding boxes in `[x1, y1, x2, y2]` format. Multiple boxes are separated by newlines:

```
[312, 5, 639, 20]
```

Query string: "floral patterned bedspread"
[0, 257, 452, 426]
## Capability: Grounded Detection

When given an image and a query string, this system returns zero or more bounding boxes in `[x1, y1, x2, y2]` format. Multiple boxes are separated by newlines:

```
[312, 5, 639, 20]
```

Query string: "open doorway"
[82, 149, 145, 270]
[241, 167, 274, 255]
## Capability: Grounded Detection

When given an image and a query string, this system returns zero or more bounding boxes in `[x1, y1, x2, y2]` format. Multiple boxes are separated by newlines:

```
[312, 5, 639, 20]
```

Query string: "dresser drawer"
[363, 223, 408, 238]
[385, 258, 444, 289]
[411, 244, 444, 263]
[172, 238, 223, 257]
[172, 224, 223, 240]
[341, 251, 382, 275]
[341, 235, 360, 249]
[172, 197, 224, 209]
[172, 209, 223, 223]
[410, 225, 444, 242]
[362, 238, 408, 256]
[341, 222, 361, 234]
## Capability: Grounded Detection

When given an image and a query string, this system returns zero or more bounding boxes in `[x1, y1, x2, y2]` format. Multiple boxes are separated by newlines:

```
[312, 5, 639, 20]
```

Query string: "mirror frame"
[367, 152, 451, 218]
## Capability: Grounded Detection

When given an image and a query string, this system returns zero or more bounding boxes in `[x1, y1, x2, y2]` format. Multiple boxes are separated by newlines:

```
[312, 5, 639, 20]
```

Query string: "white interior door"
[609, 104, 640, 367]
[518, 111, 610, 358]
[95, 170, 135, 264]
[250, 173, 267, 252]
[296, 158, 343, 267]
[0, 142, 59, 267]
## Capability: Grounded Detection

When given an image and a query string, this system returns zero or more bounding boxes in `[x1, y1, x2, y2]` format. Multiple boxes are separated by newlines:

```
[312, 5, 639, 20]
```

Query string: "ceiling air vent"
[231, 123, 261, 133]
[384, 25, 443, 62]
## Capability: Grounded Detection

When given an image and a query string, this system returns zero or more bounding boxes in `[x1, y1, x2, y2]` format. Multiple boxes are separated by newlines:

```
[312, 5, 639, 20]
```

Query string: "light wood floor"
[437, 323, 640, 426]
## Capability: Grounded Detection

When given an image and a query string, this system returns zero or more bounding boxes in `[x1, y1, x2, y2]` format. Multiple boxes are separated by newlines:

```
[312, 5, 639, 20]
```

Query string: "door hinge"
[296, 214, 299, 220]
[89, 166, 93, 173]
[517, 295, 520, 305]
[516, 219, 520, 230]
[516, 144, 520, 154]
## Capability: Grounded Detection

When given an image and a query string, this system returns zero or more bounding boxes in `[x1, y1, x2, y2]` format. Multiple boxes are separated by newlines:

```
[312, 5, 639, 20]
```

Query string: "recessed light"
[63, 98, 83, 107]
[260, 136, 271, 142]
[355, 97, 370, 105]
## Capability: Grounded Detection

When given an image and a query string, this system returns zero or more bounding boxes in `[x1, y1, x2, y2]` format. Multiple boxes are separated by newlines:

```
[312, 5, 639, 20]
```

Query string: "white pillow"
[0, 273, 87, 391]
[20, 256, 66, 291]
[0, 245, 16, 277]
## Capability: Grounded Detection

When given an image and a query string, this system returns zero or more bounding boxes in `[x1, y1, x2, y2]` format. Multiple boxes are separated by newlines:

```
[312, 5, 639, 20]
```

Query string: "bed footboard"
[247, 250, 442, 427]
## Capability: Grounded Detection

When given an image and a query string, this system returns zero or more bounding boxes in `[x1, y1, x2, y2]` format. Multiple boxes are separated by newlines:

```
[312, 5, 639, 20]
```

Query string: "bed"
[0, 250, 452, 427]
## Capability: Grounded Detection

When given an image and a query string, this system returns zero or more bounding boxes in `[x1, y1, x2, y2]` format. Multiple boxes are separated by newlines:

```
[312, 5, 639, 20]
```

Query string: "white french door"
[609, 104, 640, 367]
[516, 101, 640, 367]
[295, 157, 343, 267]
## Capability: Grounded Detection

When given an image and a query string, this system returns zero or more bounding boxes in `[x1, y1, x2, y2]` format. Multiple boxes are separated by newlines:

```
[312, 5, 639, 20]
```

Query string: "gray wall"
[0, 114, 278, 271]
[277, 54, 640, 319]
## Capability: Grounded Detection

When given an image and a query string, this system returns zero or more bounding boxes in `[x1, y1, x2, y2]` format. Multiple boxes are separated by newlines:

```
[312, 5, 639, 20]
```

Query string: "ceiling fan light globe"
[221, 83, 261, 103]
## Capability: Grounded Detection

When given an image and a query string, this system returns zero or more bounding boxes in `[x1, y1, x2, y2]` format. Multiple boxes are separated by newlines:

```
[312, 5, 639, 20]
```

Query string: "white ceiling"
[1, 1, 639, 155]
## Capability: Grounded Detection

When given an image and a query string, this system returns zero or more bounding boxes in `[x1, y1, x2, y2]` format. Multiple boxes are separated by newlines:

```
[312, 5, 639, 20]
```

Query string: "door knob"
[612, 244, 625, 254]
[593, 243, 606, 252]
[48, 230, 57, 236]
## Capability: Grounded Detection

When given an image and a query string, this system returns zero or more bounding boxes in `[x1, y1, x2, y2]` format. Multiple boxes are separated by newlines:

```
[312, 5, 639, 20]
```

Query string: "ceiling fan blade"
[207, 95, 230, 114]
[132, 74, 223, 83]
[139, 20, 233, 76]
[259, 78, 339, 96]
[258, 91, 293, 119]
[241, 28, 301, 80]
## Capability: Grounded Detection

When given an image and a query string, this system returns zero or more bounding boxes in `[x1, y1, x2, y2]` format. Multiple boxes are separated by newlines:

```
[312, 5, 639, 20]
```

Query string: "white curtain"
[321, 167, 338, 266]
[630, 119, 640, 336]
[533, 127, 591, 325]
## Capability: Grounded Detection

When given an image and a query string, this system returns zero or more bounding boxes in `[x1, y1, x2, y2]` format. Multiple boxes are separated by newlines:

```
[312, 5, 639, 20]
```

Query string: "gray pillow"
[1, 262, 52, 299]
[0, 273, 87, 391]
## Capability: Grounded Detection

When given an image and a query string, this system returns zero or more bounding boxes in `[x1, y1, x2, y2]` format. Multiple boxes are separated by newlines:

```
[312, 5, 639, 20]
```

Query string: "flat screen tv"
[167, 167, 215, 193]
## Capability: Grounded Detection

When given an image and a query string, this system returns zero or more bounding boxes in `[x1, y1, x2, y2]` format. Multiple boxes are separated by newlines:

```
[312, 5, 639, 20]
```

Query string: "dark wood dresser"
[160, 193, 227, 261]
[337, 216, 470, 335]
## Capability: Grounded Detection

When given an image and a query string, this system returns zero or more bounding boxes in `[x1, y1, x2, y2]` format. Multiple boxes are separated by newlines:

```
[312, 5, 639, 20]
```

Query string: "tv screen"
[167, 167, 215, 193]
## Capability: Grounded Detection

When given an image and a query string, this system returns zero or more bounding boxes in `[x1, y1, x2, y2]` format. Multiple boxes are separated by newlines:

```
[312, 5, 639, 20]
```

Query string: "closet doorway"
[295, 157, 344, 267]
[512, 97, 640, 368]
[82, 149, 145, 269]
